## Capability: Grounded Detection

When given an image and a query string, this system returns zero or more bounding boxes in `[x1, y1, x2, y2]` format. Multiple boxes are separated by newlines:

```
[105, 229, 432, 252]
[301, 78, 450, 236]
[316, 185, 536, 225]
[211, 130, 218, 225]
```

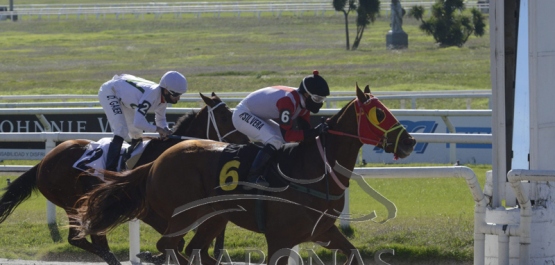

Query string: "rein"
[168, 101, 236, 142]
[327, 124, 405, 153]
[205, 101, 238, 142]
[316, 136, 347, 190]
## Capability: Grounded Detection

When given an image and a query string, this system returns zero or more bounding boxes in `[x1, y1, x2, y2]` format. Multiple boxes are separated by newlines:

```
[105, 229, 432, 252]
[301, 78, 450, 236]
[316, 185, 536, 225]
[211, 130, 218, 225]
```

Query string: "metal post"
[129, 219, 140, 264]
[45, 137, 57, 225]
[46, 201, 56, 224]
[340, 189, 350, 229]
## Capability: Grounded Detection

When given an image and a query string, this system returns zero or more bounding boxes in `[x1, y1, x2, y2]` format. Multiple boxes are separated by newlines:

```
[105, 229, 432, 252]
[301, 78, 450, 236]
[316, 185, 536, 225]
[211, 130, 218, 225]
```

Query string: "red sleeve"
[276, 97, 305, 142]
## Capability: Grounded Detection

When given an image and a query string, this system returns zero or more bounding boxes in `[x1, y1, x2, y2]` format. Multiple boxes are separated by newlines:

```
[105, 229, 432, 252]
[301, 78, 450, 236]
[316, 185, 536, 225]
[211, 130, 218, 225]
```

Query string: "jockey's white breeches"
[98, 80, 143, 141]
[232, 103, 285, 149]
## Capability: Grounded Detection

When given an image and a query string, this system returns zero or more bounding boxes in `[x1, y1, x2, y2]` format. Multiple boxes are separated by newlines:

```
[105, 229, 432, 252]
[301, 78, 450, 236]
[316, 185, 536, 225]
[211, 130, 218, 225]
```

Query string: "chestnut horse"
[0, 92, 248, 265]
[75, 84, 416, 265]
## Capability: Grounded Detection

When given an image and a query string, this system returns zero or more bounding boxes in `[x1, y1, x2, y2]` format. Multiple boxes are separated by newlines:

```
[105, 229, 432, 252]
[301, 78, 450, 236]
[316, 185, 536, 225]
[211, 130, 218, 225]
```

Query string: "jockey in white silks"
[98, 71, 188, 171]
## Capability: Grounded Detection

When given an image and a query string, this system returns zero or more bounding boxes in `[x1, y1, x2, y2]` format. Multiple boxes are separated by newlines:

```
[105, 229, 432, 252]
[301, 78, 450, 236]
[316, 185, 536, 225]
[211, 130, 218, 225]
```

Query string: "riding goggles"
[167, 89, 183, 97]
[302, 79, 327, 104]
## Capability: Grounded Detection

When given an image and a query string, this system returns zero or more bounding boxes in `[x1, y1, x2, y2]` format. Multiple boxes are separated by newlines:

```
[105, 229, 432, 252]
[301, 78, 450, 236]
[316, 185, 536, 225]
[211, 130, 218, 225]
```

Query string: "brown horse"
[0, 92, 248, 265]
[75, 84, 416, 265]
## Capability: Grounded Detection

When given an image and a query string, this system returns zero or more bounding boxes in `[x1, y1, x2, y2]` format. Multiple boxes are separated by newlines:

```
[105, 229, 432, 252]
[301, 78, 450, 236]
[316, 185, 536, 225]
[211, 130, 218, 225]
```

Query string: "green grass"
[0, 5, 491, 264]
[0, 13, 491, 108]
[0, 163, 489, 263]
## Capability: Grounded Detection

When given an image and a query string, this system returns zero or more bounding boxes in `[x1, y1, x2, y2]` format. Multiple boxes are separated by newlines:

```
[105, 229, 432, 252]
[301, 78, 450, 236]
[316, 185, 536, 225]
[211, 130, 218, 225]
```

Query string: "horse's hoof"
[137, 251, 152, 260]
[102, 251, 121, 265]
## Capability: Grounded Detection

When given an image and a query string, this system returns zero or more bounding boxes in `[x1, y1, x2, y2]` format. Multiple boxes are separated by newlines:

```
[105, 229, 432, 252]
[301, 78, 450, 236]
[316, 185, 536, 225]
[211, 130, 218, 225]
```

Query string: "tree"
[407, 0, 486, 47]
[333, 0, 356, 50]
[333, 0, 380, 51]
[352, 0, 380, 50]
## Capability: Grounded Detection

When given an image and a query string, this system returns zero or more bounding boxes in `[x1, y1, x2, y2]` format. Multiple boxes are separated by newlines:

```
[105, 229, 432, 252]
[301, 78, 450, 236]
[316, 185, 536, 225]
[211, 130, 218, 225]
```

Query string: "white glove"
[156, 126, 172, 138]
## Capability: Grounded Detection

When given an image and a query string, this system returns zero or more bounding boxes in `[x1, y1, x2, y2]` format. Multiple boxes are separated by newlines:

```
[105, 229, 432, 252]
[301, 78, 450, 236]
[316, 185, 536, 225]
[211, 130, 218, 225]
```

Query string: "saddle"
[215, 142, 300, 194]
[73, 138, 150, 178]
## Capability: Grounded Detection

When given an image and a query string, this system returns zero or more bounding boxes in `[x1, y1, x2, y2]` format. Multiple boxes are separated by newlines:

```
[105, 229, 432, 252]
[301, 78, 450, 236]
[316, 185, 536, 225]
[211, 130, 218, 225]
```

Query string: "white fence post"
[340, 188, 350, 229]
[44, 137, 57, 225]
[129, 219, 140, 264]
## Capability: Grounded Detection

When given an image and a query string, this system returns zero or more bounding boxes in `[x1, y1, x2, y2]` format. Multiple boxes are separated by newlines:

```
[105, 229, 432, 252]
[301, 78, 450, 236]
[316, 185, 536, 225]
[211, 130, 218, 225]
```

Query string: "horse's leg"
[312, 225, 361, 265]
[67, 217, 121, 265]
[185, 217, 228, 265]
[213, 225, 226, 260]
[157, 206, 219, 265]
[137, 210, 186, 264]
[266, 237, 299, 265]
[156, 236, 189, 265]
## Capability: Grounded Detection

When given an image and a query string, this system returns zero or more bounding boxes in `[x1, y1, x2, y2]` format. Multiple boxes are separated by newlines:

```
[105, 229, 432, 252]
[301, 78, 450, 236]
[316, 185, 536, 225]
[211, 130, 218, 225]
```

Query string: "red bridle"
[327, 96, 405, 154]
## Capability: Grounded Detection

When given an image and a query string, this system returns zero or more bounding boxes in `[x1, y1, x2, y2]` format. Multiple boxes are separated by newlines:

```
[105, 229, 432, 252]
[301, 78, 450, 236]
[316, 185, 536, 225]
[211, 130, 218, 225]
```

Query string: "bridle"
[327, 97, 406, 155]
[313, 96, 406, 192]
[205, 101, 239, 142]
[170, 101, 239, 143]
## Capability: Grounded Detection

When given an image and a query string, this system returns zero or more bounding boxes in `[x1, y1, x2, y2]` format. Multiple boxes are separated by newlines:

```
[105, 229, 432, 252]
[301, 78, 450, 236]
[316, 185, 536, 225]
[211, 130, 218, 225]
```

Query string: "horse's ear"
[364, 85, 371, 94]
[356, 83, 367, 102]
[211, 92, 221, 100]
[199, 92, 215, 107]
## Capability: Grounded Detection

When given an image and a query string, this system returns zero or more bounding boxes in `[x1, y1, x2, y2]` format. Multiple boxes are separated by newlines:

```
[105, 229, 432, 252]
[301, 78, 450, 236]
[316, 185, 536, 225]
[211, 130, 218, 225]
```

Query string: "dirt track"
[0, 260, 135, 265]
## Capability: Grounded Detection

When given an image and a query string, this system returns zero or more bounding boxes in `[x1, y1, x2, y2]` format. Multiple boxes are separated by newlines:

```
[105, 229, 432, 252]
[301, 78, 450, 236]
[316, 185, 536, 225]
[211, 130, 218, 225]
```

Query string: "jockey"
[232, 70, 330, 188]
[98, 71, 188, 171]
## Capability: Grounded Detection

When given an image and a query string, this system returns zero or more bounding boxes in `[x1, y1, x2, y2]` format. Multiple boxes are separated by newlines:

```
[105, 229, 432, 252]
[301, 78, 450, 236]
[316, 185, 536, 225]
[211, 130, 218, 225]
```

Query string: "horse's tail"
[74, 162, 152, 238]
[0, 164, 39, 224]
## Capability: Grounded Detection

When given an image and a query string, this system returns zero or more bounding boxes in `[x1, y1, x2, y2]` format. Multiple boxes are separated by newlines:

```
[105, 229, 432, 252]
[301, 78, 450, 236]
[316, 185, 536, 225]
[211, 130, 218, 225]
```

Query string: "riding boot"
[123, 138, 142, 160]
[121, 138, 142, 169]
[105, 135, 124, 172]
[244, 144, 276, 190]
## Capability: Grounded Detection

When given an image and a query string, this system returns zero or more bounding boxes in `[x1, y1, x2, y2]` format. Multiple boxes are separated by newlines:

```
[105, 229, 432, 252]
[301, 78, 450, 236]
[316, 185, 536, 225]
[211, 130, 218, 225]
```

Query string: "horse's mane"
[327, 98, 355, 130]
[172, 111, 198, 135]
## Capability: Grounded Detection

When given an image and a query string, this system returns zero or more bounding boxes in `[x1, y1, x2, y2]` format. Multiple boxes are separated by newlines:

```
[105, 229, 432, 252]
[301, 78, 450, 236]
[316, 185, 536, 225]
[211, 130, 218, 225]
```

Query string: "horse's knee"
[67, 237, 88, 248]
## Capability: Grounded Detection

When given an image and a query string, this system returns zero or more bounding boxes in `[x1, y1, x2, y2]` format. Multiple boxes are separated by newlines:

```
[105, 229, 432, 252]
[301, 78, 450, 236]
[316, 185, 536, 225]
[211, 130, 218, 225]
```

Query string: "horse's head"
[197, 92, 250, 144]
[354, 84, 415, 159]
[171, 93, 249, 144]
[328, 84, 415, 159]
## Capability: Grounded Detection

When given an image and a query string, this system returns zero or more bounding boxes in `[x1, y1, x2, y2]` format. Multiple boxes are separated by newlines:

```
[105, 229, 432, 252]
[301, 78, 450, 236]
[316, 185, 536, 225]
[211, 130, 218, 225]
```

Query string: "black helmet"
[299, 70, 330, 99]
[299, 70, 329, 114]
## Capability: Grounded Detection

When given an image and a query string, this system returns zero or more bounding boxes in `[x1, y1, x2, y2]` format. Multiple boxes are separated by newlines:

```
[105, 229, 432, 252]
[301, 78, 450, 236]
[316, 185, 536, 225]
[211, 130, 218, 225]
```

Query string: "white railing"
[0, 107, 493, 163]
[0, 1, 490, 19]
[0, 90, 492, 109]
[0, 105, 491, 263]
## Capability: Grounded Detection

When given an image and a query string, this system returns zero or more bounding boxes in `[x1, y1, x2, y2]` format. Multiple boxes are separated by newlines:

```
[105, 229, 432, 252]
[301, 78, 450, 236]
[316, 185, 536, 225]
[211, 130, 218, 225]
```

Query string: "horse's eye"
[376, 108, 385, 123]
[368, 107, 385, 125]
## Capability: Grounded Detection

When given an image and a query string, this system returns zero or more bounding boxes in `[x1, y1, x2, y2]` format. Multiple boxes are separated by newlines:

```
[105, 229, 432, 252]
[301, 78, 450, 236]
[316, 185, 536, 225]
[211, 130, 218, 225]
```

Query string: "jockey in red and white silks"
[232, 70, 330, 188]
[98, 71, 188, 171]
[232, 85, 311, 149]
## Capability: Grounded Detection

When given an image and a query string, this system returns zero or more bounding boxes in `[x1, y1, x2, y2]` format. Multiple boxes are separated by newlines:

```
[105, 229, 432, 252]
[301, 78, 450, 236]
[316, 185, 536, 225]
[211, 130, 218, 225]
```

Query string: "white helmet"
[159, 71, 188, 94]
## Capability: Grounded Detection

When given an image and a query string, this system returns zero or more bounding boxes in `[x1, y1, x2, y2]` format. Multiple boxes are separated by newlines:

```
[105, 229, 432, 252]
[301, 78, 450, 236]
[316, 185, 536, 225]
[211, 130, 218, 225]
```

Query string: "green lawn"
[0, 163, 489, 264]
[0, 11, 490, 111]
[0, 4, 491, 264]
